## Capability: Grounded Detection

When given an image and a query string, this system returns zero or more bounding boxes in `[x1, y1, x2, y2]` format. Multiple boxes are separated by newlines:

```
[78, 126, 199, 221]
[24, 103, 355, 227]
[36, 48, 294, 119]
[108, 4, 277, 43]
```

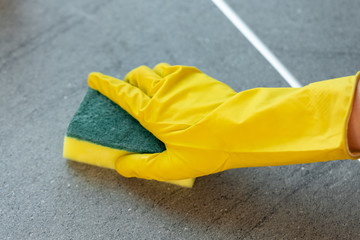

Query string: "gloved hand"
[88, 64, 359, 181]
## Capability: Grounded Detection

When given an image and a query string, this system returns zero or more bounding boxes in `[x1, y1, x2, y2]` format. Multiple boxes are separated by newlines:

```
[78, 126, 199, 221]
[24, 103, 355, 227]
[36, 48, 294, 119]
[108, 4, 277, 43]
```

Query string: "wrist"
[348, 77, 360, 152]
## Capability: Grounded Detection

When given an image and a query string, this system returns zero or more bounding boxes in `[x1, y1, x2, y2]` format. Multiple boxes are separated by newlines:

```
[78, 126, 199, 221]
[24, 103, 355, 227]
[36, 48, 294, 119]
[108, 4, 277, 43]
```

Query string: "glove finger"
[88, 72, 150, 121]
[154, 64, 204, 82]
[153, 63, 172, 77]
[115, 151, 193, 181]
[124, 65, 163, 97]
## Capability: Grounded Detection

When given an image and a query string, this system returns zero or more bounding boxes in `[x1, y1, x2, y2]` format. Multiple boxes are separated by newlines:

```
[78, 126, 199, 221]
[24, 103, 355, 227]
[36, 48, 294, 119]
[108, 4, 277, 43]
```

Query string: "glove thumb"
[114, 150, 182, 181]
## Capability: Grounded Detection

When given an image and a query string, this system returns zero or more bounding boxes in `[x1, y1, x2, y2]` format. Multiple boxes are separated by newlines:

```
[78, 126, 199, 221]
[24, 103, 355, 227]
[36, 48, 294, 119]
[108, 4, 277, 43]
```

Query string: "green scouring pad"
[63, 88, 195, 188]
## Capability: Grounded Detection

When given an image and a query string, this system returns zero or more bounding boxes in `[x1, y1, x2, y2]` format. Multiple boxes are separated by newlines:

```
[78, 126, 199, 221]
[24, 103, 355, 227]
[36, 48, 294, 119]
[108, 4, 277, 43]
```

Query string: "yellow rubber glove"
[88, 64, 360, 181]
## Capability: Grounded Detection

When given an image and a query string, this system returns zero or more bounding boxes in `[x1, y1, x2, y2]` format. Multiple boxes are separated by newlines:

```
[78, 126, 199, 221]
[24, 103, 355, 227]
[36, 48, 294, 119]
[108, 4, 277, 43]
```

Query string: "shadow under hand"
[67, 160, 359, 239]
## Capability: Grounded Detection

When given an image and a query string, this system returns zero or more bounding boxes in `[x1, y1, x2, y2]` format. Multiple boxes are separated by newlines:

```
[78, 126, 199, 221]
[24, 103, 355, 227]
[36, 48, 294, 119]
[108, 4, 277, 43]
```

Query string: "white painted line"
[212, 0, 302, 88]
[212, 0, 360, 162]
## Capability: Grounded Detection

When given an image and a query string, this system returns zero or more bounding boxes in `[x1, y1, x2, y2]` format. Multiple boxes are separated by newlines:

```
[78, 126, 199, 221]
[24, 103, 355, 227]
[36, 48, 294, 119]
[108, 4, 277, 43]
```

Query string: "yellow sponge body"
[63, 136, 195, 188]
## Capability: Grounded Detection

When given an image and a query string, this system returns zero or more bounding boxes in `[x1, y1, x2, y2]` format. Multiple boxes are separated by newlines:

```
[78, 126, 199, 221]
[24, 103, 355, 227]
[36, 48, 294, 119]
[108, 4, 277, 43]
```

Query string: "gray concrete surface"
[0, 0, 359, 239]
[228, 0, 360, 84]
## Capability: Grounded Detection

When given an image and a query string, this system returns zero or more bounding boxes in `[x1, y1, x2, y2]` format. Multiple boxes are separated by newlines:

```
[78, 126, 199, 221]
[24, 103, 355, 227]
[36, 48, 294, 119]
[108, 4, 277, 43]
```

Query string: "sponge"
[63, 88, 195, 188]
